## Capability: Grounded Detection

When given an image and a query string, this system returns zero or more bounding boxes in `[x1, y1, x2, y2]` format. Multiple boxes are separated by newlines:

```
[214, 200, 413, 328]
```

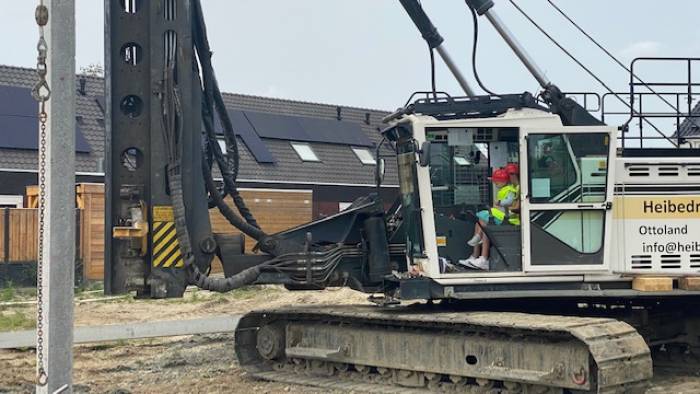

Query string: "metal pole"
[435, 45, 476, 97]
[482, 9, 551, 89]
[37, 0, 76, 392]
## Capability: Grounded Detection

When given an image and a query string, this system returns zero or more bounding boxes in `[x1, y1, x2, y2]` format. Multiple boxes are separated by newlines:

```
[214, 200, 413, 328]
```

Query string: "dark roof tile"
[677, 101, 700, 138]
[0, 64, 396, 185]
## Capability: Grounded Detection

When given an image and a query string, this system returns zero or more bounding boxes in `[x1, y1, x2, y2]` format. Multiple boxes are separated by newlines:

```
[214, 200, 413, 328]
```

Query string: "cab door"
[520, 126, 617, 273]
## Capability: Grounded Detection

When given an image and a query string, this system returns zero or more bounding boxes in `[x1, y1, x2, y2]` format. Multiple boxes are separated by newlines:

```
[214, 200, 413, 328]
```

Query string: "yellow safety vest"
[496, 184, 520, 225]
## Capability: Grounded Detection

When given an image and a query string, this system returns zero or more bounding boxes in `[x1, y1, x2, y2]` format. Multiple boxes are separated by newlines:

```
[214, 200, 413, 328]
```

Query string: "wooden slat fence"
[209, 189, 313, 272]
[0, 208, 38, 263]
[7, 184, 312, 279]
[77, 184, 105, 280]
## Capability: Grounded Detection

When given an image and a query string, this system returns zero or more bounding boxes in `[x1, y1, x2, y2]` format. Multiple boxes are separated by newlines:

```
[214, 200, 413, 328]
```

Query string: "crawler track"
[235, 305, 652, 393]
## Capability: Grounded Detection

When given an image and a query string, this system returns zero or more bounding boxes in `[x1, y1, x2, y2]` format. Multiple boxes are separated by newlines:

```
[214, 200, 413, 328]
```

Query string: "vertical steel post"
[37, 0, 76, 392]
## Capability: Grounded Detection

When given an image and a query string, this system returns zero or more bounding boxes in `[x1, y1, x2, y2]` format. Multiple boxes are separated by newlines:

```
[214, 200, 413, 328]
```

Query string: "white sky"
[1, 1, 698, 112]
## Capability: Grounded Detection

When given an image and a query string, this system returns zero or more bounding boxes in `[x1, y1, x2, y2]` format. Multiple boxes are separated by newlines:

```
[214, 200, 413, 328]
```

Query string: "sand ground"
[0, 286, 698, 393]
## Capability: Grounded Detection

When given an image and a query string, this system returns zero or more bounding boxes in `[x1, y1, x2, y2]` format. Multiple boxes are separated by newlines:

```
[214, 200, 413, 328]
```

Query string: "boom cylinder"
[466, 0, 551, 89]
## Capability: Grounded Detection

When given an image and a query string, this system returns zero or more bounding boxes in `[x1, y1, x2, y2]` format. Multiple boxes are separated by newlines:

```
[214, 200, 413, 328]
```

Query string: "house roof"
[0, 65, 105, 173]
[0, 64, 397, 186]
[676, 101, 700, 139]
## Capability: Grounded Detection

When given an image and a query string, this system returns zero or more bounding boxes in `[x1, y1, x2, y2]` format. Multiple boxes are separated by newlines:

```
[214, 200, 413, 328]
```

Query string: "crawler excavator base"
[235, 305, 652, 393]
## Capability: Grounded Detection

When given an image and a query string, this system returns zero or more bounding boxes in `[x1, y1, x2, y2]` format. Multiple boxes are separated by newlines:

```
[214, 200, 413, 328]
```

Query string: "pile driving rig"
[105, 0, 700, 392]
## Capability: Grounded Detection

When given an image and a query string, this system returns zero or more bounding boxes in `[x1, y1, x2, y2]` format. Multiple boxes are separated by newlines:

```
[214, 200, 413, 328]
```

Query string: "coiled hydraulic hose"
[192, 0, 261, 231]
[160, 56, 264, 292]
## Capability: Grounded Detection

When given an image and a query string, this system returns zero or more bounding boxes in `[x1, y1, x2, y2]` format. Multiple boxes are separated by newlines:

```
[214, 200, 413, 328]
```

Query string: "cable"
[508, 0, 676, 146]
[192, 0, 263, 228]
[152, 0, 355, 292]
[429, 49, 435, 92]
[545, 0, 680, 116]
[159, 60, 262, 292]
[468, 4, 500, 96]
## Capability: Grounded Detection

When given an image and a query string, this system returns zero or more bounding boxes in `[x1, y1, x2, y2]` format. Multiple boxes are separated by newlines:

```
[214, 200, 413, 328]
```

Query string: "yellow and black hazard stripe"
[151, 221, 184, 268]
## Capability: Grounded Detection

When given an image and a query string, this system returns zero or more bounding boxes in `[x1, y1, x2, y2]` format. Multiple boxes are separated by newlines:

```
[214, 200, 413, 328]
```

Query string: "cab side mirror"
[418, 141, 431, 167]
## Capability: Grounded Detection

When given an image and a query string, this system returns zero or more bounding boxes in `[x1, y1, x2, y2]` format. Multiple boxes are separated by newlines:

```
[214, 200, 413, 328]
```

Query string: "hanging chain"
[32, 0, 50, 388]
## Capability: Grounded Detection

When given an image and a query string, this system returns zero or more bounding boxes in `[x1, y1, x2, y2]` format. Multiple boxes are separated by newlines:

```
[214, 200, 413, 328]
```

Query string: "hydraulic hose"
[160, 61, 264, 292]
[202, 156, 266, 241]
[201, 100, 262, 230]
[192, 0, 262, 230]
[169, 162, 263, 292]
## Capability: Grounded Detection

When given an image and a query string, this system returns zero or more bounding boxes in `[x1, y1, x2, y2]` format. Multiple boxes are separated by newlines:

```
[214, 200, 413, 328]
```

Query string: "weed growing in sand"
[0, 282, 16, 302]
[0, 310, 35, 331]
[229, 285, 279, 300]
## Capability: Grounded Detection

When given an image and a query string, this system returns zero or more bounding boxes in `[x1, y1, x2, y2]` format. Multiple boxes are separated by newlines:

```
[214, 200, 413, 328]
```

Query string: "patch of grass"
[190, 290, 201, 303]
[0, 311, 35, 332]
[160, 285, 282, 304]
[86, 343, 119, 351]
[19, 287, 37, 299]
[87, 281, 104, 292]
[229, 285, 279, 300]
[84, 339, 129, 351]
[0, 282, 16, 302]
[75, 280, 105, 296]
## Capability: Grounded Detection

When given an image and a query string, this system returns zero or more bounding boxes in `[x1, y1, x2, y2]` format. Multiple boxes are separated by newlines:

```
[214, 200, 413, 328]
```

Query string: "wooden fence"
[3, 184, 311, 280]
[76, 184, 105, 280]
[209, 189, 313, 271]
[0, 184, 104, 282]
[0, 208, 39, 263]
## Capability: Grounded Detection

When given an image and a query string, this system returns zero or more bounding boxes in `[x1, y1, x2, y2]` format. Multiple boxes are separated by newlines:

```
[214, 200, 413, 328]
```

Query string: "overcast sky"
[1, 1, 698, 112]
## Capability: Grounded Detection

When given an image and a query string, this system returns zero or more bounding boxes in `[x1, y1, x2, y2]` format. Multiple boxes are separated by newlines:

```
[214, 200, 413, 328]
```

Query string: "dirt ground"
[0, 286, 365, 393]
[1, 286, 699, 393]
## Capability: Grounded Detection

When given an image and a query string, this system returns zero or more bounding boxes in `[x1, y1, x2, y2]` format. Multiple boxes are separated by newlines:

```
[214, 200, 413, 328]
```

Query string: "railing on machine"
[600, 57, 700, 149]
[563, 92, 601, 114]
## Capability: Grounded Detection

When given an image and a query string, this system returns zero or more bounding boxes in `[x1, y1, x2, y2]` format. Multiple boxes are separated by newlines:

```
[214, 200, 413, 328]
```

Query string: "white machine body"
[391, 107, 700, 286]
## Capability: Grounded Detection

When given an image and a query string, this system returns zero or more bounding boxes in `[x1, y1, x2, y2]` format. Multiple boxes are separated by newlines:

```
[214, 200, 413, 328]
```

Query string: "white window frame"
[0, 195, 23, 208]
[520, 125, 618, 274]
[351, 147, 376, 165]
[291, 142, 321, 162]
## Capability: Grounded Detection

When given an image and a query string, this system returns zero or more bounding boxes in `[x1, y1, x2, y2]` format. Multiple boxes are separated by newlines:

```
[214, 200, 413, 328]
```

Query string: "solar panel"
[229, 110, 275, 163]
[98, 93, 275, 163]
[0, 86, 92, 153]
[0, 85, 36, 117]
[214, 110, 275, 163]
[243, 111, 309, 141]
[296, 116, 372, 147]
[243, 111, 373, 147]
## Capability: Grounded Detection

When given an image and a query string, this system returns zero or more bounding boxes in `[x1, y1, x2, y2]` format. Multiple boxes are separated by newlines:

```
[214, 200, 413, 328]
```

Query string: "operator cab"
[427, 126, 522, 272]
[384, 99, 617, 280]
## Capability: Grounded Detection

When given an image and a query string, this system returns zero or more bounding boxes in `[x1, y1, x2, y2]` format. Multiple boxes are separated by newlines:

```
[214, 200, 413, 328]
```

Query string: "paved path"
[0, 314, 241, 349]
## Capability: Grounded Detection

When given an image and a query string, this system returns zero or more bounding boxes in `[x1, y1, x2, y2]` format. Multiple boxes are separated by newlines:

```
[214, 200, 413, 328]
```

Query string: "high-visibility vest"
[490, 207, 506, 223]
[496, 184, 520, 225]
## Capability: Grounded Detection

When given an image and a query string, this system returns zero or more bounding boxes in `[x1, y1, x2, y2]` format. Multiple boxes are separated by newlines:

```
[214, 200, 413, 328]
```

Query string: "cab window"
[527, 133, 608, 204]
